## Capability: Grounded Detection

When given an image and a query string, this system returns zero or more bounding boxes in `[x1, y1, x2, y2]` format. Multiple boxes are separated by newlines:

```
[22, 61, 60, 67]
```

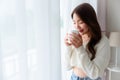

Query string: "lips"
[79, 29, 83, 33]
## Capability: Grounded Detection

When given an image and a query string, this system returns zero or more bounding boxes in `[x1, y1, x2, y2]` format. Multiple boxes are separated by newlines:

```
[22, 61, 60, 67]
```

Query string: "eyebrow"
[73, 19, 82, 22]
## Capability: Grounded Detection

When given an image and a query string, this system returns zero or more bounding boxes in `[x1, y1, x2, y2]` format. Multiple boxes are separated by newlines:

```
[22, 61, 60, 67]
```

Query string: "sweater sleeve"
[63, 46, 73, 70]
[75, 39, 110, 79]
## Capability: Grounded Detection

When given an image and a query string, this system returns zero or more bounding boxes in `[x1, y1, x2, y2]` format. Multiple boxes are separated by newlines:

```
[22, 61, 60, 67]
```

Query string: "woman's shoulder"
[101, 33, 109, 42]
[95, 33, 109, 48]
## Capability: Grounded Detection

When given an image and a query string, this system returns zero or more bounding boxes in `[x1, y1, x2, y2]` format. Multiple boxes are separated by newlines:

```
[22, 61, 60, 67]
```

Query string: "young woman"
[64, 3, 110, 80]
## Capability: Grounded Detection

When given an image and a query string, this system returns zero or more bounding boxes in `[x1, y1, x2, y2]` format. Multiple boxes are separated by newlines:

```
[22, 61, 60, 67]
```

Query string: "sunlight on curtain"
[0, 0, 61, 80]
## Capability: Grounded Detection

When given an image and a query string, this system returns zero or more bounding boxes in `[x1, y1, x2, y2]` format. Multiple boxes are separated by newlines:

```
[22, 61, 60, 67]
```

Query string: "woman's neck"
[82, 33, 91, 43]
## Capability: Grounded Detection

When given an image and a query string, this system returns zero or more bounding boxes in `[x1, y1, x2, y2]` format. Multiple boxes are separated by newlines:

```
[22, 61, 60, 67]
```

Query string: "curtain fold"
[97, 0, 106, 32]
[15, 0, 28, 80]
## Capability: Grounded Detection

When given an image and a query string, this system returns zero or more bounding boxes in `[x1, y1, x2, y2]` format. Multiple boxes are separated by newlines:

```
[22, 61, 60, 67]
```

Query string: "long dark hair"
[71, 3, 102, 60]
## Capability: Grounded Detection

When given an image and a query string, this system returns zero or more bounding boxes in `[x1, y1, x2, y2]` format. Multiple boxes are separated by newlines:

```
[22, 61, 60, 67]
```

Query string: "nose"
[75, 23, 80, 29]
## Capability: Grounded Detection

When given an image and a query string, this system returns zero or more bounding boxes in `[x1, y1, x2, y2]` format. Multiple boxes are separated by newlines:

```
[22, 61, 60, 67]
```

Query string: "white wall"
[107, 0, 120, 80]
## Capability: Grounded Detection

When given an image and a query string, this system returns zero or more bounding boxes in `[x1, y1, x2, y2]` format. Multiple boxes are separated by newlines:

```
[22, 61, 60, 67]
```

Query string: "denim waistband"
[71, 72, 101, 80]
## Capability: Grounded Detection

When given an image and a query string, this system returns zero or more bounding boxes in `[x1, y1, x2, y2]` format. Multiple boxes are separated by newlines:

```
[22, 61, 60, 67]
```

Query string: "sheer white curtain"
[60, 0, 106, 80]
[0, 0, 61, 80]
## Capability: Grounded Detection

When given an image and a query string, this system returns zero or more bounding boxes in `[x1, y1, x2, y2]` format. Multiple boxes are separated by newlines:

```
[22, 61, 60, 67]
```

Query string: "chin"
[79, 32, 84, 35]
[80, 33, 84, 35]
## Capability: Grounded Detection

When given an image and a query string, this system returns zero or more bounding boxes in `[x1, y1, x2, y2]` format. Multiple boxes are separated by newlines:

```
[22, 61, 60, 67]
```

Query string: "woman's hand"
[64, 33, 72, 46]
[68, 33, 83, 48]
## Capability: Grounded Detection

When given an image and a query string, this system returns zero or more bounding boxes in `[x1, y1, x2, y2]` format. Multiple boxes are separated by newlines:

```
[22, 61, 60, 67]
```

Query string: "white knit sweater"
[64, 34, 110, 79]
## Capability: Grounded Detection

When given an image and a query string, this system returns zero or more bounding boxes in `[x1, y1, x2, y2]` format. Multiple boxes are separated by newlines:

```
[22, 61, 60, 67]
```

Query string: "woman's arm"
[63, 33, 74, 70]
[75, 37, 110, 79]
[64, 46, 73, 70]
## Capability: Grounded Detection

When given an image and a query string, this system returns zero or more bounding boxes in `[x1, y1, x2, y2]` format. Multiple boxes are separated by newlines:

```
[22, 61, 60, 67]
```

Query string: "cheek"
[83, 25, 89, 32]
[85, 27, 89, 31]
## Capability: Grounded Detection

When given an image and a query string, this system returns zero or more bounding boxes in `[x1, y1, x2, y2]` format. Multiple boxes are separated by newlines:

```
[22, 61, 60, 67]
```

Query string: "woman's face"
[72, 13, 89, 35]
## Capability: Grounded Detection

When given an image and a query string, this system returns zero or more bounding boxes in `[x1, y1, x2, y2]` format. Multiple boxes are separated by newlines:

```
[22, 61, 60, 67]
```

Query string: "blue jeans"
[71, 73, 101, 80]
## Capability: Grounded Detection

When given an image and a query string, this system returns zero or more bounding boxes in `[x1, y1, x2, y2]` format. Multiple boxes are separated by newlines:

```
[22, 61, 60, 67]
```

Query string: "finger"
[69, 34, 82, 44]
[70, 33, 82, 41]
[64, 34, 72, 46]
[69, 38, 78, 46]
[70, 37, 82, 48]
